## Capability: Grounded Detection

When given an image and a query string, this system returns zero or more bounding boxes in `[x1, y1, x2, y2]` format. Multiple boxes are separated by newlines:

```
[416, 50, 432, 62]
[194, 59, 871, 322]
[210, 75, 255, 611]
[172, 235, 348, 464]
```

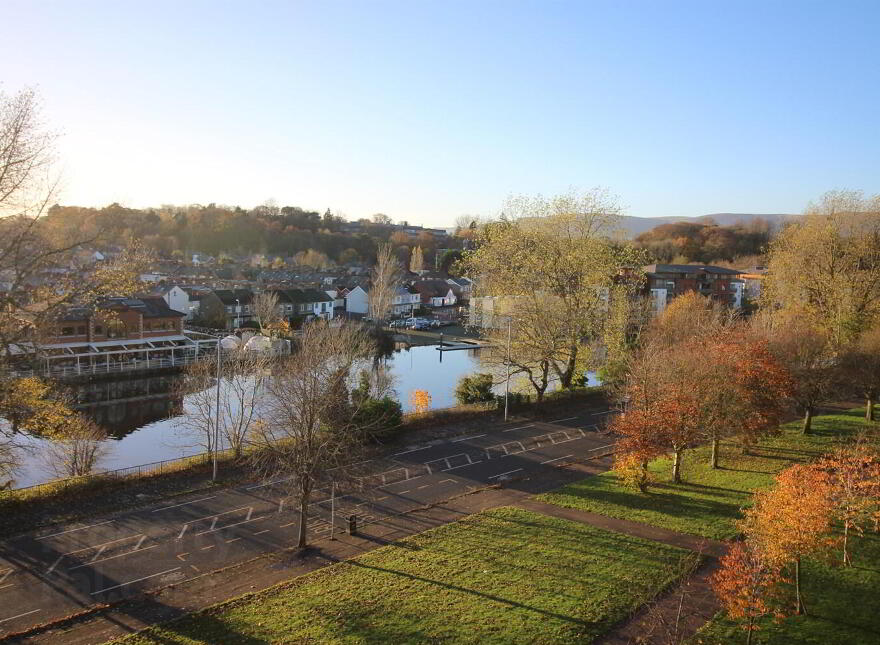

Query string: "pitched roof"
[643, 264, 742, 276]
[213, 289, 254, 305]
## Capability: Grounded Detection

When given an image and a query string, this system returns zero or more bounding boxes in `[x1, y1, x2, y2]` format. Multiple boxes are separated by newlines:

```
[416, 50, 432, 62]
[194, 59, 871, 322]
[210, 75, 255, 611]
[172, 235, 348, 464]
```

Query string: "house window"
[60, 326, 75, 336]
[94, 325, 103, 335]
[77, 325, 86, 335]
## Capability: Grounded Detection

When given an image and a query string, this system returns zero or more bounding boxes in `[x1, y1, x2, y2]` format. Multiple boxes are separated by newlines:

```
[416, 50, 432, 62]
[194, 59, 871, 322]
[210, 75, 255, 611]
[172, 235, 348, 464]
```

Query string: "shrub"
[354, 396, 404, 441]
[455, 373, 495, 405]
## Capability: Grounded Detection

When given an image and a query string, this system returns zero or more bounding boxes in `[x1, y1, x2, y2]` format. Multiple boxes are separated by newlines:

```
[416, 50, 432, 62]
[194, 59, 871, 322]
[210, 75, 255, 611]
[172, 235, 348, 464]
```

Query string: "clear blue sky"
[4, 0, 878, 226]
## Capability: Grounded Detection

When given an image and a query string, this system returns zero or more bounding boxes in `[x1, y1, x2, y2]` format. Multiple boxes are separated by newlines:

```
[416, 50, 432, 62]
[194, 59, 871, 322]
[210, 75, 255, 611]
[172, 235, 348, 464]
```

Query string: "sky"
[3, 0, 879, 227]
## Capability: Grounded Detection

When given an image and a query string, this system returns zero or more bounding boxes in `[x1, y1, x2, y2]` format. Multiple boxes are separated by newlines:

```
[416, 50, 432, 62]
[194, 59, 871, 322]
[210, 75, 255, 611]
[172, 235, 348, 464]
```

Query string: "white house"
[325, 289, 346, 309]
[345, 286, 369, 315]
[392, 286, 421, 315]
[271, 289, 335, 321]
[155, 285, 199, 320]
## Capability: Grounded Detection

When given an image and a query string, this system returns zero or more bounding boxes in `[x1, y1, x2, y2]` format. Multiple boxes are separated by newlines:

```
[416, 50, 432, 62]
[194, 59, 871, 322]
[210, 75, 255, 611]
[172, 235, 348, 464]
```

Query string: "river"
[7, 344, 486, 489]
[6, 344, 600, 489]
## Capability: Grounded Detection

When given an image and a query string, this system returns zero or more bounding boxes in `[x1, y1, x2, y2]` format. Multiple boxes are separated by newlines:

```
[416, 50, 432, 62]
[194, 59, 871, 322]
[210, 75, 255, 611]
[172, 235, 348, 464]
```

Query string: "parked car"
[389, 319, 408, 328]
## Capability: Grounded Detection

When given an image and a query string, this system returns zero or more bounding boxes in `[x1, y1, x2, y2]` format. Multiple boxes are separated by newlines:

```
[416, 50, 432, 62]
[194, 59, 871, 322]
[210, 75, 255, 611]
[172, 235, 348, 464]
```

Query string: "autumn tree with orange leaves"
[712, 541, 784, 645]
[409, 389, 432, 414]
[740, 463, 835, 616]
[612, 295, 792, 485]
[818, 441, 880, 566]
[612, 341, 704, 485]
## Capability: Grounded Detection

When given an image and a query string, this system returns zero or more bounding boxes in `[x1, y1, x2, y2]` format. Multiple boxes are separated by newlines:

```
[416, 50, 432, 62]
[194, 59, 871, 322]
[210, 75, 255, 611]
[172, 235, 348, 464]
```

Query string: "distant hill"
[619, 213, 794, 237]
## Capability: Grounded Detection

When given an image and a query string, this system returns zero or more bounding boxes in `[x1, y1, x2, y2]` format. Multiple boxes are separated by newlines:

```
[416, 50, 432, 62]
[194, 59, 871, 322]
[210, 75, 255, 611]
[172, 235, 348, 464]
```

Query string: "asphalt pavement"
[0, 406, 616, 636]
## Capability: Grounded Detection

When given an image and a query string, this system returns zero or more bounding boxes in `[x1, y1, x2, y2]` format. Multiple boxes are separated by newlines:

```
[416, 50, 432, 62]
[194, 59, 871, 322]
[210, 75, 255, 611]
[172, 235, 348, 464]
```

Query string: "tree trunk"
[794, 556, 806, 615]
[710, 437, 719, 469]
[843, 521, 851, 566]
[746, 616, 754, 645]
[802, 407, 813, 434]
[297, 487, 311, 549]
[672, 448, 683, 484]
[559, 344, 578, 389]
[867, 398, 874, 422]
[638, 460, 649, 493]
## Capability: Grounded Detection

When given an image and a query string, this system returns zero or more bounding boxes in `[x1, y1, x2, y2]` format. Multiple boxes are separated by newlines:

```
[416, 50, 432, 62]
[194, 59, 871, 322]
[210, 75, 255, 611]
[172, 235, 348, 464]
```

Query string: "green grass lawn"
[118, 507, 698, 645]
[694, 531, 880, 644]
[539, 407, 874, 540]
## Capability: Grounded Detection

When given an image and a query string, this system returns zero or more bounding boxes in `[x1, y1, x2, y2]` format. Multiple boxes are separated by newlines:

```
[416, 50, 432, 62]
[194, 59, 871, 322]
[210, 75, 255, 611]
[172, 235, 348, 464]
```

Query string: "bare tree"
[175, 350, 270, 458]
[43, 416, 110, 478]
[368, 242, 402, 324]
[837, 326, 880, 420]
[248, 322, 380, 548]
[253, 291, 281, 335]
[762, 317, 836, 434]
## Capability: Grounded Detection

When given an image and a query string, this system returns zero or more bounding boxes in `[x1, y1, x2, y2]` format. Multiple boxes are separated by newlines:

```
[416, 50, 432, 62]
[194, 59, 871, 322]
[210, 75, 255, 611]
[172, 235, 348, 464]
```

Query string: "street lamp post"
[504, 316, 512, 421]
[234, 298, 240, 328]
[212, 335, 221, 482]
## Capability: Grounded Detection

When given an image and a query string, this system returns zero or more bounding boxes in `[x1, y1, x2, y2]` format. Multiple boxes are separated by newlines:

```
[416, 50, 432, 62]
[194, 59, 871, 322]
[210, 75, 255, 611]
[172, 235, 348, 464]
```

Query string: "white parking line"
[489, 468, 524, 479]
[0, 608, 41, 623]
[36, 520, 113, 540]
[246, 476, 295, 490]
[445, 460, 484, 471]
[541, 455, 573, 465]
[452, 433, 486, 442]
[69, 544, 160, 570]
[392, 447, 425, 456]
[548, 416, 577, 424]
[502, 424, 534, 433]
[177, 506, 252, 539]
[194, 514, 265, 537]
[47, 534, 145, 574]
[91, 568, 181, 595]
[152, 496, 217, 512]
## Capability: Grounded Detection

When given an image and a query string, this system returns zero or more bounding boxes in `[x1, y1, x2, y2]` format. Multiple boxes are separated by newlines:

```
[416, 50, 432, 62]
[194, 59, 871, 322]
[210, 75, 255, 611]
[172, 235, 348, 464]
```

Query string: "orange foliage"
[740, 463, 835, 615]
[712, 541, 784, 643]
[409, 389, 432, 414]
[817, 442, 880, 566]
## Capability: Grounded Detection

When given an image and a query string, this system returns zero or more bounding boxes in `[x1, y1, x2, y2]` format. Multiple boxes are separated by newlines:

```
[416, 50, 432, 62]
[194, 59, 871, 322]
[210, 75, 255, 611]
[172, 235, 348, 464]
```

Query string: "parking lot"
[0, 407, 617, 635]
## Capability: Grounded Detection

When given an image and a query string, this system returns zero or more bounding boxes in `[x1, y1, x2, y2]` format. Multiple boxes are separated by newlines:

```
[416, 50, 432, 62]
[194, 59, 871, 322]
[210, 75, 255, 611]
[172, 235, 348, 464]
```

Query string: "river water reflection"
[8, 344, 485, 489]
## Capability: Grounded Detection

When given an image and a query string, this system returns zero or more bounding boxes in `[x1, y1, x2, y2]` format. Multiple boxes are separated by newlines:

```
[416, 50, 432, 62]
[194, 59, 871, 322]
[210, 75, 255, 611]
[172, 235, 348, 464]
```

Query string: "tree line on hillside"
[634, 218, 775, 265]
[43, 202, 464, 266]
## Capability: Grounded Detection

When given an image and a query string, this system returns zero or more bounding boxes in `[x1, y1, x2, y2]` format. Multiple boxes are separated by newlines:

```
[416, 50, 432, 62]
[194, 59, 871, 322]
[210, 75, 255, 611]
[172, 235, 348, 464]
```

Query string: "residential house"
[392, 286, 422, 316]
[411, 280, 457, 308]
[446, 277, 473, 303]
[345, 286, 369, 315]
[270, 289, 335, 323]
[153, 285, 199, 321]
[325, 288, 347, 310]
[199, 289, 255, 329]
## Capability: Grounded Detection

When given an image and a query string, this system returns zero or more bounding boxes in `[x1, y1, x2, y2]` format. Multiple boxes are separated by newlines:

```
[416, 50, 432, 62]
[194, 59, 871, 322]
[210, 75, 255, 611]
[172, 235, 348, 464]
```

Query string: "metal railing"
[7, 392, 603, 495]
[8, 402, 497, 495]
[7, 354, 204, 379]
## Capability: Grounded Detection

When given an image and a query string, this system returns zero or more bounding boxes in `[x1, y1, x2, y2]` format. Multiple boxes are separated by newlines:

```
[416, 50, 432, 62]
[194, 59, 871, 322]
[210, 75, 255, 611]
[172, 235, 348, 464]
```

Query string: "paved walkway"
[513, 497, 727, 557]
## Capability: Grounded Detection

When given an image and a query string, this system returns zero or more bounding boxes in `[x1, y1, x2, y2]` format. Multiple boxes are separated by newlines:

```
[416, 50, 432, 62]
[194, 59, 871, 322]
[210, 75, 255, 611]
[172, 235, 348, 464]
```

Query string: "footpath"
[3, 456, 727, 645]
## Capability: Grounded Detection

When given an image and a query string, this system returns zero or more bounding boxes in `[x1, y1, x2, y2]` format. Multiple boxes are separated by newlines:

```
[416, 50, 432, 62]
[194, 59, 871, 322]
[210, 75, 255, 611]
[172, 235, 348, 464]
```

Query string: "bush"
[455, 373, 495, 405]
[354, 396, 404, 441]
